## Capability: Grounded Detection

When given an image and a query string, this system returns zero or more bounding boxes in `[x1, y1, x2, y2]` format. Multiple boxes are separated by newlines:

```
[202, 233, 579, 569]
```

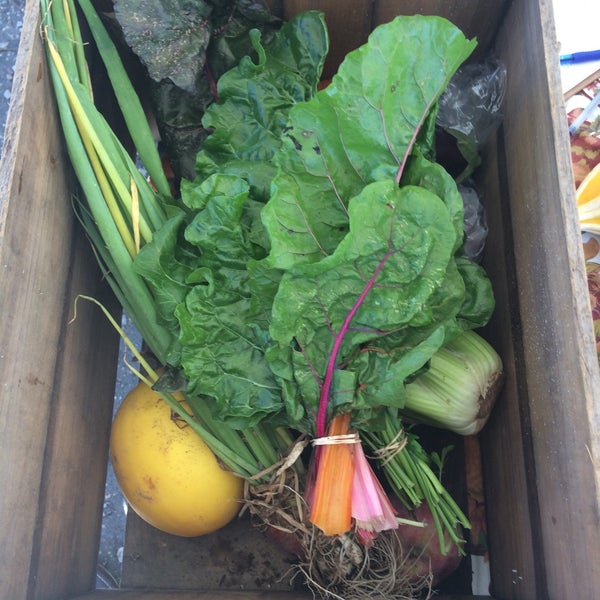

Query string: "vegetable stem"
[363, 411, 470, 555]
[75, 0, 172, 198]
[309, 413, 355, 535]
[317, 247, 395, 438]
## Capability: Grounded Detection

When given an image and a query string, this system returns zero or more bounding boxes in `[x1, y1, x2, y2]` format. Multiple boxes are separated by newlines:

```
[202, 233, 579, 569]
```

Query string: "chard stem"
[317, 247, 394, 437]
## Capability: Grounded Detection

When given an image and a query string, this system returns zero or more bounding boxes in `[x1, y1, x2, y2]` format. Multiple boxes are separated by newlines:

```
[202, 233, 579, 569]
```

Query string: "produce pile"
[41, 1, 504, 597]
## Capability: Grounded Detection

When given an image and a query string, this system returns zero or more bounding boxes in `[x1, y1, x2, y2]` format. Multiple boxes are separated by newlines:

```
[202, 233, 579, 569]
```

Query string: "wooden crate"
[1, 0, 599, 599]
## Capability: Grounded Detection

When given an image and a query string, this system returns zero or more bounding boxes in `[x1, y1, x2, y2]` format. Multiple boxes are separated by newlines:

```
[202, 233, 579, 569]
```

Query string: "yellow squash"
[109, 380, 244, 537]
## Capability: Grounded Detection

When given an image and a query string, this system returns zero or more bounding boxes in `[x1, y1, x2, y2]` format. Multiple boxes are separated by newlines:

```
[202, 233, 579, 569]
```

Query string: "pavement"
[0, 0, 23, 151]
[0, 0, 130, 589]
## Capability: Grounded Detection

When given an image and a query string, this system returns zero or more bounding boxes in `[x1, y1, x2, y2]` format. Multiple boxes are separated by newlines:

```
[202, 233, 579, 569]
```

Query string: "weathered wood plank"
[372, 0, 508, 57]
[476, 130, 540, 598]
[0, 3, 75, 596]
[120, 511, 301, 592]
[486, 0, 600, 598]
[0, 2, 121, 598]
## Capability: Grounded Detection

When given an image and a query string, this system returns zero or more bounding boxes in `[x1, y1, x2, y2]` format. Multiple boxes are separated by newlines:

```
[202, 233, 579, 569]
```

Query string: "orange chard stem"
[309, 413, 355, 536]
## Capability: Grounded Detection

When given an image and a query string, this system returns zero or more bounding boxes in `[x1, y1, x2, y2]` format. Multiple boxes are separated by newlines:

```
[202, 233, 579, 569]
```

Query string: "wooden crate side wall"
[487, 0, 600, 598]
[276, 0, 507, 77]
[0, 4, 121, 599]
[477, 126, 540, 600]
[372, 0, 506, 59]
[28, 222, 121, 598]
[0, 3, 72, 596]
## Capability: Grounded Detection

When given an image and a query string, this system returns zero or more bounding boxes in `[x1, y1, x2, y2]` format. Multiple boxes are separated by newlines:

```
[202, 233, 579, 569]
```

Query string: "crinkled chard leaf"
[133, 209, 198, 364]
[195, 11, 328, 179]
[132, 13, 328, 425]
[132, 14, 494, 434]
[173, 174, 283, 427]
[268, 179, 462, 425]
[262, 15, 476, 269]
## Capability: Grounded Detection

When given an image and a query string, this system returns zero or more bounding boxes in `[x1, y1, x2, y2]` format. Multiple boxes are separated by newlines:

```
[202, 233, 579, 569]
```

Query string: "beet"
[393, 501, 463, 586]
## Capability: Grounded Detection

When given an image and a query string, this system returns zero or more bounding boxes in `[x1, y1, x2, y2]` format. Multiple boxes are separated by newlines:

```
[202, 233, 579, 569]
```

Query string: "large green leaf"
[262, 15, 476, 269]
[267, 179, 462, 427]
[132, 209, 197, 363]
[196, 11, 329, 173]
[172, 174, 282, 427]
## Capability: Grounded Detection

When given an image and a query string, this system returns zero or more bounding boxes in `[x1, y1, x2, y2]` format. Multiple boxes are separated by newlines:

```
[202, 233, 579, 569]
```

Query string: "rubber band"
[311, 433, 360, 446]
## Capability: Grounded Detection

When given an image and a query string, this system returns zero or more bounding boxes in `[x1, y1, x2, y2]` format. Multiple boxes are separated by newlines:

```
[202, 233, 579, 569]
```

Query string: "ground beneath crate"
[0, 0, 24, 151]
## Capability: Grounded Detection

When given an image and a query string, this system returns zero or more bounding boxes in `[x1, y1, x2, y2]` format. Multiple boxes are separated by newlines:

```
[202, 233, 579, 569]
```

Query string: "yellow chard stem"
[130, 176, 141, 254]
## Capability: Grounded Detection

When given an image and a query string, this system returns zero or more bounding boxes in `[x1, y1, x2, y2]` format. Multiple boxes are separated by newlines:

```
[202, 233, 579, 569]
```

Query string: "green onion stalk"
[39, 0, 297, 481]
[363, 411, 471, 556]
[363, 329, 503, 554]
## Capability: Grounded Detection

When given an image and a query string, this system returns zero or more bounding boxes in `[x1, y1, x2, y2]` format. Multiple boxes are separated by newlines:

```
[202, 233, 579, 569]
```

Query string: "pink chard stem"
[316, 246, 396, 438]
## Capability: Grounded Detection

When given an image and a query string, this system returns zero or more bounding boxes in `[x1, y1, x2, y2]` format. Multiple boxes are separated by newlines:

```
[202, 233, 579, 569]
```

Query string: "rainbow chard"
[260, 15, 495, 545]
[263, 15, 493, 433]
[267, 178, 464, 430]
[132, 13, 498, 547]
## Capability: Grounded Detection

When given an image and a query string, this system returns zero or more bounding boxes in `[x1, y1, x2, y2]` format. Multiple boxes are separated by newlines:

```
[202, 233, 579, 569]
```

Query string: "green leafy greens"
[133, 11, 329, 427]
[262, 16, 477, 268]
[135, 13, 495, 435]
[113, 0, 281, 179]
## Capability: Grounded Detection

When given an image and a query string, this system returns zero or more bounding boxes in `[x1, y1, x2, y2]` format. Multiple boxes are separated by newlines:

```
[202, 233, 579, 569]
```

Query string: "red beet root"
[393, 501, 463, 587]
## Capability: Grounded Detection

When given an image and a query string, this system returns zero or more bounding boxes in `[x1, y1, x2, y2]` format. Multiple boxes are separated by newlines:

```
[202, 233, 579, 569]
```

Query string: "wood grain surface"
[0, 3, 121, 598]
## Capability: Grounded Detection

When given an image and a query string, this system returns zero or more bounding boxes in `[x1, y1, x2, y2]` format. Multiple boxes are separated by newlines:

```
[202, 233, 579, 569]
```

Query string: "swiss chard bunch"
[132, 10, 494, 550]
[263, 16, 494, 435]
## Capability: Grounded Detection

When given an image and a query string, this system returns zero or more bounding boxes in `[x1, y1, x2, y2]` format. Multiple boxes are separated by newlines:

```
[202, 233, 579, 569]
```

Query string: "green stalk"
[47, 48, 153, 252]
[247, 425, 282, 469]
[41, 0, 298, 493]
[47, 1, 155, 249]
[402, 330, 503, 435]
[75, 0, 172, 198]
[185, 394, 260, 470]
[363, 410, 470, 554]
[41, 2, 175, 362]
[63, 0, 89, 88]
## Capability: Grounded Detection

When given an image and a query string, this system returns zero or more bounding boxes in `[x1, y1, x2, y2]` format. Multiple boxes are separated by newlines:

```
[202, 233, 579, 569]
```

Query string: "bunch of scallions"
[40, 0, 504, 595]
[40, 0, 298, 482]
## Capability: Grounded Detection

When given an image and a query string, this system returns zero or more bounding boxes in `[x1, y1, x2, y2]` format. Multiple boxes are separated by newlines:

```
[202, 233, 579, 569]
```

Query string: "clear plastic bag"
[438, 56, 507, 146]
[437, 57, 507, 182]
[460, 183, 488, 263]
